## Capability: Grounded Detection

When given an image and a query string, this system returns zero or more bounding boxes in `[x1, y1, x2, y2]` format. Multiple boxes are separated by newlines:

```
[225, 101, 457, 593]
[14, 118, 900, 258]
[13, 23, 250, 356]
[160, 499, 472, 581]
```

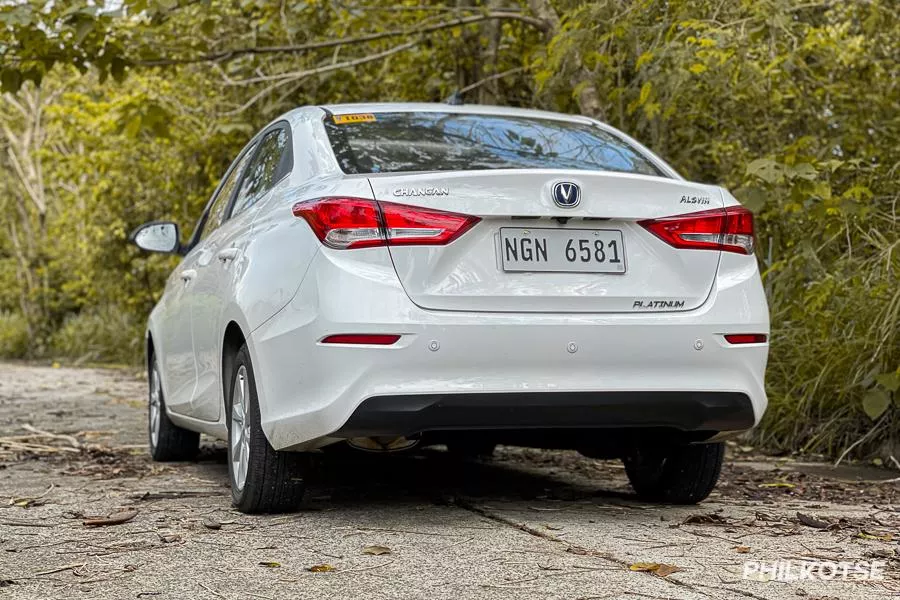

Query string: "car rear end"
[249, 107, 768, 462]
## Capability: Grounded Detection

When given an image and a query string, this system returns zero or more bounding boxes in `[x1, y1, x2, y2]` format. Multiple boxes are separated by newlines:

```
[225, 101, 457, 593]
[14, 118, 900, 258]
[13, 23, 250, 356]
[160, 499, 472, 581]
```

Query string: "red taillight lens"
[380, 201, 480, 246]
[724, 334, 768, 344]
[320, 334, 401, 345]
[292, 197, 480, 250]
[639, 206, 755, 254]
[292, 197, 384, 249]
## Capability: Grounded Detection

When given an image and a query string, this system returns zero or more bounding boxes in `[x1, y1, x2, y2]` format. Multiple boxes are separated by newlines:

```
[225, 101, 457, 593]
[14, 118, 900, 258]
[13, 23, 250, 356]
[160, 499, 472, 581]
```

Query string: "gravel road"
[0, 362, 897, 600]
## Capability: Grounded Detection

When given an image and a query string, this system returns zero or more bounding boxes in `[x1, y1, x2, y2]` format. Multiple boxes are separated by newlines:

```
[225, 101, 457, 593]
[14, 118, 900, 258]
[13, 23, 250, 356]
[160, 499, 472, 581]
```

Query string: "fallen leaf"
[10, 498, 45, 508]
[83, 509, 138, 527]
[362, 545, 391, 556]
[629, 562, 681, 577]
[857, 531, 893, 542]
[734, 546, 751, 554]
[681, 513, 729, 525]
[307, 564, 335, 572]
[258, 561, 281, 568]
[758, 482, 796, 488]
[796, 512, 830, 529]
[654, 564, 682, 577]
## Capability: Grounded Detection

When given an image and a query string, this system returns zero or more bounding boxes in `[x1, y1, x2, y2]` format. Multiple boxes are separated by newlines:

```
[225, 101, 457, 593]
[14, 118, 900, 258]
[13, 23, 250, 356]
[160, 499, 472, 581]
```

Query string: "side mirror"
[130, 221, 182, 254]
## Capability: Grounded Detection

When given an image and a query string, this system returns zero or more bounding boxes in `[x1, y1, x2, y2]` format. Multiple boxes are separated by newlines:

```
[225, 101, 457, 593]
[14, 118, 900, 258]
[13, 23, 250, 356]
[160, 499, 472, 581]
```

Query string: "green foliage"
[49, 306, 143, 365]
[534, 0, 899, 457]
[0, 0, 896, 460]
[0, 311, 29, 359]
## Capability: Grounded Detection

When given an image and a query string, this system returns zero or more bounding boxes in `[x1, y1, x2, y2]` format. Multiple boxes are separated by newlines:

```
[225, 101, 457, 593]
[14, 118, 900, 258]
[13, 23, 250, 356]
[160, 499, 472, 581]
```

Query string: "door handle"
[217, 248, 240, 262]
[180, 269, 197, 282]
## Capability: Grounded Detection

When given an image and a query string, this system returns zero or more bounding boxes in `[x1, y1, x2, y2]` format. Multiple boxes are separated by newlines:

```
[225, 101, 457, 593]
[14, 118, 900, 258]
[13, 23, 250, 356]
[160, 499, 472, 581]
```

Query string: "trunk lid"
[369, 170, 723, 313]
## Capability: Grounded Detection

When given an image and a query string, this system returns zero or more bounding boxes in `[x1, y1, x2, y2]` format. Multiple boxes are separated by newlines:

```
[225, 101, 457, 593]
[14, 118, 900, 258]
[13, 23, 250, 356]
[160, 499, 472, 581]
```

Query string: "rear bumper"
[334, 391, 755, 437]
[247, 249, 769, 451]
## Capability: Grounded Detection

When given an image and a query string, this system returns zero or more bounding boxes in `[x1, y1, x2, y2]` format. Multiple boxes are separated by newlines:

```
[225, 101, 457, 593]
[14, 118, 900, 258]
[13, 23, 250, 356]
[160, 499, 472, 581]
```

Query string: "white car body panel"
[369, 170, 724, 313]
[158, 250, 200, 415]
[248, 246, 768, 450]
[144, 103, 769, 453]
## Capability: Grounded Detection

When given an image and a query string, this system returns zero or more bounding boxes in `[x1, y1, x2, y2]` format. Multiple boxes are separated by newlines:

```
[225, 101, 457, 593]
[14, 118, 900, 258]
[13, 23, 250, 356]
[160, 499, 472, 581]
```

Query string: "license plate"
[500, 228, 626, 273]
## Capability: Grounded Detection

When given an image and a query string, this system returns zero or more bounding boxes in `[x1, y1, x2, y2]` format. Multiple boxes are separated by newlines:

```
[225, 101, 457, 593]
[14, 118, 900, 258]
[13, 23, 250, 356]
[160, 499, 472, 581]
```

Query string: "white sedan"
[131, 103, 768, 512]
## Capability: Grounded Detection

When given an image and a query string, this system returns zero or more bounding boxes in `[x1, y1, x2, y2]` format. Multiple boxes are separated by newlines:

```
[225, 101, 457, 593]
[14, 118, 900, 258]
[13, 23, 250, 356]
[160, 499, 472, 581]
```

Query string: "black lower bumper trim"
[333, 391, 755, 437]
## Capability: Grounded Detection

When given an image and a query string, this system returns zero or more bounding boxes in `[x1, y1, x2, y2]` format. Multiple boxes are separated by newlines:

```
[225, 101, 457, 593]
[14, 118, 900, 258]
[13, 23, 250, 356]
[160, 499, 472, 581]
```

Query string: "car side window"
[231, 127, 291, 217]
[198, 146, 256, 243]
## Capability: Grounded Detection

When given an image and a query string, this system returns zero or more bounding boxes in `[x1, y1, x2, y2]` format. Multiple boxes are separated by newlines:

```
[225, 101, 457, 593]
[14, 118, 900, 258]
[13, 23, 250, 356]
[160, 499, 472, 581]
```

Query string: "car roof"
[318, 102, 596, 125]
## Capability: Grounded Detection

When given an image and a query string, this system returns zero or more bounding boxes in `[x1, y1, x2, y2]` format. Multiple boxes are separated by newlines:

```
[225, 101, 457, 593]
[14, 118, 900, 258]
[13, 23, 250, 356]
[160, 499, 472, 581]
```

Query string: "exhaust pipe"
[347, 435, 420, 452]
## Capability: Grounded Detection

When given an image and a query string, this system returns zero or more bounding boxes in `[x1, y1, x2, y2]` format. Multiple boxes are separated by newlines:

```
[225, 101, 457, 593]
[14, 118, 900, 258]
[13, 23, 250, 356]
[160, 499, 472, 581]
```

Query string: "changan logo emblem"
[552, 182, 581, 208]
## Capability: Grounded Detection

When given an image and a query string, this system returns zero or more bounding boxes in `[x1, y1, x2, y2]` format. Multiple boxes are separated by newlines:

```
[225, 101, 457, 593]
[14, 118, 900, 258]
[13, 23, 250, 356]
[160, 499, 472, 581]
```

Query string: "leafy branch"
[133, 12, 550, 67]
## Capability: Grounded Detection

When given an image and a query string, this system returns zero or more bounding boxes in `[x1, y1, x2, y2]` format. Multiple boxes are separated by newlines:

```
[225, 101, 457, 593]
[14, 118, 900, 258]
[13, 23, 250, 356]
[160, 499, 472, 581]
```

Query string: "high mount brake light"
[292, 197, 480, 250]
[639, 206, 755, 255]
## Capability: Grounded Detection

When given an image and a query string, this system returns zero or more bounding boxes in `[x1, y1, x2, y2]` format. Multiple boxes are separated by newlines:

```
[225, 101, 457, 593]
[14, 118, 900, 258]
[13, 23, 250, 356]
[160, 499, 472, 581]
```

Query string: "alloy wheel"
[230, 365, 251, 491]
[148, 365, 162, 448]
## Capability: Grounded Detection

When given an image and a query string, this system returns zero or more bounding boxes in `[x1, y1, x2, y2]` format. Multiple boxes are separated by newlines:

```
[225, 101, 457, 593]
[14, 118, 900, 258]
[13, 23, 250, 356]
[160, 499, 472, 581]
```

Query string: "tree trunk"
[527, 0, 603, 118]
[1, 85, 53, 347]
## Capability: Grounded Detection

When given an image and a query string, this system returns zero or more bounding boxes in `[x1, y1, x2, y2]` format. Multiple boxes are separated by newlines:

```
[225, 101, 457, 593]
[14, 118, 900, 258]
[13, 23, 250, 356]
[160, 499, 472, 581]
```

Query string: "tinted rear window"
[324, 112, 663, 177]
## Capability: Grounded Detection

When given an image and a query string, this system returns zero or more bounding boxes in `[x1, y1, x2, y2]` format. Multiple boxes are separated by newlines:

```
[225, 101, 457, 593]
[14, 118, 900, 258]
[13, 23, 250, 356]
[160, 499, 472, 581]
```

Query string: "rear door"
[190, 124, 292, 422]
[370, 170, 723, 313]
[184, 140, 257, 420]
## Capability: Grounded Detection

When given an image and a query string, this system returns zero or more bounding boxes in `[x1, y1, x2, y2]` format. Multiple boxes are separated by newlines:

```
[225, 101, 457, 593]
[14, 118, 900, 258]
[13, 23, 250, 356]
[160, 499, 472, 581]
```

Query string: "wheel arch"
[222, 321, 247, 413]
[146, 330, 155, 369]
[145, 327, 167, 402]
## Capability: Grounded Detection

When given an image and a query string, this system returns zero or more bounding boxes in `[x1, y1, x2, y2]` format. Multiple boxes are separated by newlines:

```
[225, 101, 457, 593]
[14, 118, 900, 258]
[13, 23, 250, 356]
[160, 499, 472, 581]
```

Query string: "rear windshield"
[324, 112, 664, 177]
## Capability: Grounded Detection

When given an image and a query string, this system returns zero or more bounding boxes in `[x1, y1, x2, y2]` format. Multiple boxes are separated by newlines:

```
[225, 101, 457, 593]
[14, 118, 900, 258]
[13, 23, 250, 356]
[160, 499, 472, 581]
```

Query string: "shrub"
[49, 305, 143, 365]
[0, 311, 30, 359]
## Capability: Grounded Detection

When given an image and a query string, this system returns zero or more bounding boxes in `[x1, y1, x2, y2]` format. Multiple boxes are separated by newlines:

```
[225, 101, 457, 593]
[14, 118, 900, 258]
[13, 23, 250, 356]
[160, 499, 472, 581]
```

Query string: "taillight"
[292, 198, 383, 249]
[380, 201, 480, 246]
[639, 206, 755, 254]
[292, 197, 480, 250]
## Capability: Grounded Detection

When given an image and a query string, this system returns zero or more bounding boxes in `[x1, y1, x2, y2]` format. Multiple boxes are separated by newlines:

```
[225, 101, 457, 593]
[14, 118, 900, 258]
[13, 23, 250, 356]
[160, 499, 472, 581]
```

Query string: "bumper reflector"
[724, 334, 767, 344]
[321, 334, 401, 345]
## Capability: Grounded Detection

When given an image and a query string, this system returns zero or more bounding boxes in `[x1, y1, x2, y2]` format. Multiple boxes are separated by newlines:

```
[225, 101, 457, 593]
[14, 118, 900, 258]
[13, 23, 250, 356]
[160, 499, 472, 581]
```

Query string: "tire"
[446, 441, 497, 460]
[227, 344, 306, 513]
[623, 442, 724, 504]
[148, 356, 200, 462]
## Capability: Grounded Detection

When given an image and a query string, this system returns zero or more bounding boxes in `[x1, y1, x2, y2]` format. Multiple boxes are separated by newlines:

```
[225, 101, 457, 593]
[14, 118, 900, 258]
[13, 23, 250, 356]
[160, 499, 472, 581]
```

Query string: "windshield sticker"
[333, 113, 376, 125]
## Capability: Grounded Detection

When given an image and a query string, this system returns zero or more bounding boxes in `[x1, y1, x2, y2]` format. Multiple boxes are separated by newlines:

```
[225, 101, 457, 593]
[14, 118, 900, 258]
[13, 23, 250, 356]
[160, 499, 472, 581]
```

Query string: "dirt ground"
[0, 363, 897, 600]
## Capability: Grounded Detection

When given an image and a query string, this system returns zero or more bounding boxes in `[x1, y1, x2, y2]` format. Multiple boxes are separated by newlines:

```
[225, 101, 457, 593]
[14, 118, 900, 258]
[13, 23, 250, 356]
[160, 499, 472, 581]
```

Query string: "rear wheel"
[148, 356, 199, 461]
[623, 442, 724, 504]
[227, 344, 306, 513]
